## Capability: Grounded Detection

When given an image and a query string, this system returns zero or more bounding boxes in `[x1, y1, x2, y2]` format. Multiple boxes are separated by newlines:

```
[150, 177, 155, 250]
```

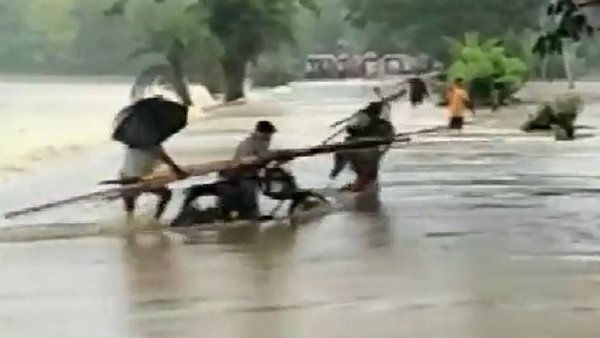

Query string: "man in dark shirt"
[330, 102, 395, 192]
[407, 73, 429, 107]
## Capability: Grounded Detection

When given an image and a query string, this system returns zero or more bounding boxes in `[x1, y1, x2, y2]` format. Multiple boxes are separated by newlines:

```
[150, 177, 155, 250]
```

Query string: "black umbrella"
[112, 96, 188, 148]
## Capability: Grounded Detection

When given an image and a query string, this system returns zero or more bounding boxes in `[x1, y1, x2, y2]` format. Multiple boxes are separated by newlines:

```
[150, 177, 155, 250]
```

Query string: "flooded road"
[2, 79, 600, 337]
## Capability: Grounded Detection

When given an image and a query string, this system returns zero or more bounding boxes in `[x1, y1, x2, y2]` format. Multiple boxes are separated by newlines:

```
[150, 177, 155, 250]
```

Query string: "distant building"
[380, 54, 415, 76]
[302, 51, 438, 80]
[362, 51, 379, 78]
[304, 54, 338, 79]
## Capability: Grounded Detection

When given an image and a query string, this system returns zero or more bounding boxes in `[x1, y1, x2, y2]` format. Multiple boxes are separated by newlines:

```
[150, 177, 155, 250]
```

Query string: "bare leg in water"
[123, 193, 137, 223]
[122, 186, 172, 221]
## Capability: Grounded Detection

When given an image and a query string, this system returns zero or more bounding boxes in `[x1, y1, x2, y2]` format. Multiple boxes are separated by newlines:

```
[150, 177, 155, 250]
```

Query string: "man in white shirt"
[120, 145, 187, 221]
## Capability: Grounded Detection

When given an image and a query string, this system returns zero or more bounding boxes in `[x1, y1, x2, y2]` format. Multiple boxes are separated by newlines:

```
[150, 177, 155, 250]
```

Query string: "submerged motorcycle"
[170, 163, 330, 227]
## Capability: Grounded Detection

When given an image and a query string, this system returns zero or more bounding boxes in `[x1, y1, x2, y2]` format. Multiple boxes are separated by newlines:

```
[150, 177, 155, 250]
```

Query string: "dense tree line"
[2, 0, 600, 100]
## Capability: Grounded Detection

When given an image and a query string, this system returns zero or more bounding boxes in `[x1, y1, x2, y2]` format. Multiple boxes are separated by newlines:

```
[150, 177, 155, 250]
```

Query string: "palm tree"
[129, 39, 192, 106]
[534, 0, 600, 87]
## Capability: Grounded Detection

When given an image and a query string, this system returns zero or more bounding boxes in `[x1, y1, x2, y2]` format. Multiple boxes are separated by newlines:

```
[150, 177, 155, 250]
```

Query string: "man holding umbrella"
[112, 96, 190, 221]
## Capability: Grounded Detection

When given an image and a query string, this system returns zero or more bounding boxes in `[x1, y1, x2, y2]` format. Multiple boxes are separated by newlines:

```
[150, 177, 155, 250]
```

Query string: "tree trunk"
[221, 55, 247, 102]
[168, 57, 192, 106]
[562, 41, 575, 89]
[542, 56, 549, 81]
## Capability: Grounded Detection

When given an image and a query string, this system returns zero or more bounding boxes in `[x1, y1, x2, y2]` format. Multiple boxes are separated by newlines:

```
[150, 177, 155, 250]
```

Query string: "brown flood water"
[1, 80, 600, 338]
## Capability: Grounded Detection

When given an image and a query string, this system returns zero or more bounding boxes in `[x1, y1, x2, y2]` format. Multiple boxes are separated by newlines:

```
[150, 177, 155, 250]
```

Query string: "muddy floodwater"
[1, 79, 600, 338]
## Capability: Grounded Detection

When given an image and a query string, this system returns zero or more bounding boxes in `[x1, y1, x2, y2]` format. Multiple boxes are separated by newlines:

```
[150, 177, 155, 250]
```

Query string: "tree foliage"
[444, 33, 529, 106]
[0, 0, 320, 99]
[6, 0, 600, 89]
[344, 0, 548, 61]
[104, 0, 317, 101]
[533, 0, 598, 57]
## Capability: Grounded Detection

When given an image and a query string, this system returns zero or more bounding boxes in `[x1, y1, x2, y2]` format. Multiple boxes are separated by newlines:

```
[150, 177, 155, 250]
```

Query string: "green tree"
[107, 0, 318, 101]
[532, 0, 600, 87]
[345, 0, 548, 61]
[0, 1, 42, 71]
[293, 0, 406, 55]
[202, 0, 318, 101]
[445, 32, 529, 106]
[69, 0, 139, 74]
[0, 0, 141, 74]
[532, 0, 598, 58]
[118, 0, 208, 104]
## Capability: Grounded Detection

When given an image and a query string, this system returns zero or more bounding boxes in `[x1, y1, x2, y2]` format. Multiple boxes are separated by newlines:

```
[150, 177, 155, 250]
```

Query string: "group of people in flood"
[117, 74, 470, 225]
[118, 120, 288, 223]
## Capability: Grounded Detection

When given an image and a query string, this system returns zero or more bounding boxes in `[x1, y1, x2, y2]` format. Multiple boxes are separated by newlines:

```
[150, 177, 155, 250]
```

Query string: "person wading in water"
[447, 77, 471, 131]
[329, 101, 396, 192]
[407, 72, 429, 107]
[119, 145, 188, 222]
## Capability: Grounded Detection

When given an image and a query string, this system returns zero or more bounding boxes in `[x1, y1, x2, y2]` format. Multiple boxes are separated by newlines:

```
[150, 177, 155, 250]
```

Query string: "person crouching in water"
[329, 101, 395, 192]
[119, 145, 188, 222]
[447, 77, 471, 131]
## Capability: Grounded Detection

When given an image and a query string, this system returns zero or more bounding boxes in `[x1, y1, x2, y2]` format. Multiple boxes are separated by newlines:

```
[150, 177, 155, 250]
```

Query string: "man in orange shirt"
[447, 78, 470, 130]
